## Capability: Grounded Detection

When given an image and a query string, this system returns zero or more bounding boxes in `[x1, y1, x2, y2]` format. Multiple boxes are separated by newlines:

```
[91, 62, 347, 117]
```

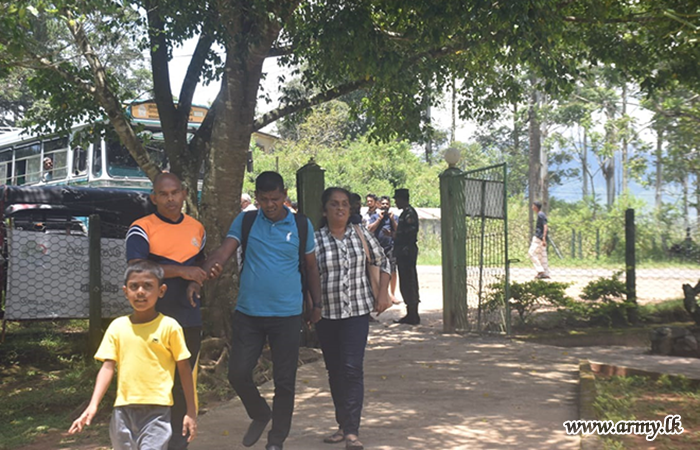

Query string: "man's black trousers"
[396, 244, 420, 306]
[228, 311, 302, 447]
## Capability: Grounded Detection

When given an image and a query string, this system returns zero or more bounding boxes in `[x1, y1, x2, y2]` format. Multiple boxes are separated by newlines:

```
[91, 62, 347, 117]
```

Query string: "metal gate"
[463, 163, 510, 334]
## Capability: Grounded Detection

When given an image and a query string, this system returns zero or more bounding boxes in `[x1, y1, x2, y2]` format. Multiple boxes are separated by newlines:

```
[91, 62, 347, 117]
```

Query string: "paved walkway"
[191, 267, 700, 450]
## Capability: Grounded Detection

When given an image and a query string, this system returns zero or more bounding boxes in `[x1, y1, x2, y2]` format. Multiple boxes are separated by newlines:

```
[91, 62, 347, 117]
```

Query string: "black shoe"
[266, 445, 283, 450]
[243, 418, 270, 447]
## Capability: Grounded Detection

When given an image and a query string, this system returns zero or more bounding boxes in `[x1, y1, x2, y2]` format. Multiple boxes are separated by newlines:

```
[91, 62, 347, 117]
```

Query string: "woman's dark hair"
[319, 187, 352, 228]
[255, 171, 285, 192]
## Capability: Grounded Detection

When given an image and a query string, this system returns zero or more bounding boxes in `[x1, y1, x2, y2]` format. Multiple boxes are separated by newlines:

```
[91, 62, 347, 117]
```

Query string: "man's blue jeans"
[228, 311, 302, 447]
[316, 314, 370, 437]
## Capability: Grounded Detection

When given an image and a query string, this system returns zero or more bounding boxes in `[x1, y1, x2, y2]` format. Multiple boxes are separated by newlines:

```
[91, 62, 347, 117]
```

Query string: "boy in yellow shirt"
[69, 260, 197, 449]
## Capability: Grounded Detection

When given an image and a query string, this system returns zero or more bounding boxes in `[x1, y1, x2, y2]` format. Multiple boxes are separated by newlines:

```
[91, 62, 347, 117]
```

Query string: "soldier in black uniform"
[392, 189, 421, 325]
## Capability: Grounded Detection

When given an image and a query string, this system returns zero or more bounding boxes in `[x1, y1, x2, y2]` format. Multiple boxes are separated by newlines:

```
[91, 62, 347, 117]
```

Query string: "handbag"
[353, 225, 382, 301]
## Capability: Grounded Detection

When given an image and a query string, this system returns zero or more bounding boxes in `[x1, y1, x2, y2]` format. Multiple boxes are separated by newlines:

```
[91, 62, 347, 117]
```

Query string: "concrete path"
[191, 266, 700, 449]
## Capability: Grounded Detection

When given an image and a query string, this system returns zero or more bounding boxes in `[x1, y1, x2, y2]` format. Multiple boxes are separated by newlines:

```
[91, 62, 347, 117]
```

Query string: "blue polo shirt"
[227, 207, 315, 317]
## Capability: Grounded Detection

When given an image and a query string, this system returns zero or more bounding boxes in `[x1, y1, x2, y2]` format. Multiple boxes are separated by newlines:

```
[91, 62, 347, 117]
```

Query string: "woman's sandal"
[345, 437, 364, 450]
[323, 430, 345, 444]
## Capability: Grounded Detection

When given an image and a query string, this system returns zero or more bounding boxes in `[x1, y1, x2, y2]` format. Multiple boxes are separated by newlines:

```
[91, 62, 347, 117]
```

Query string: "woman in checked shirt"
[314, 187, 392, 450]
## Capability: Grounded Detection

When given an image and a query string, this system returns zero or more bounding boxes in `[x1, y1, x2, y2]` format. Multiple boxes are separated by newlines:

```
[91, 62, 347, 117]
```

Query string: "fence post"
[578, 231, 583, 259]
[296, 158, 325, 229]
[571, 229, 576, 259]
[88, 214, 102, 355]
[625, 209, 637, 305]
[440, 166, 467, 333]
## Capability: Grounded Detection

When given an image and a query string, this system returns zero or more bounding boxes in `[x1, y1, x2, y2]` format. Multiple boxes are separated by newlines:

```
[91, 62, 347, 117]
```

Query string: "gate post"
[296, 159, 325, 348]
[296, 158, 325, 229]
[440, 166, 467, 333]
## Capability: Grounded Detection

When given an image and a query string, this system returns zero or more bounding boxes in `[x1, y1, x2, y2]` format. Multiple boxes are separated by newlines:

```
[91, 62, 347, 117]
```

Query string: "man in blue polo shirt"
[204, 172, 322, 450]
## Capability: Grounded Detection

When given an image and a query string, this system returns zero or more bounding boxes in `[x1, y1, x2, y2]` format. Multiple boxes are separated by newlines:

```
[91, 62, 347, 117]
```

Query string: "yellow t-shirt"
[95, 314, 191, 407]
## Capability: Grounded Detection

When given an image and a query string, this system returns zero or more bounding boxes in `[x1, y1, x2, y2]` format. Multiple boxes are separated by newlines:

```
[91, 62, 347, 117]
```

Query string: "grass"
[0, 321, 113, 450]
[638, 299, 691, 324]
[594, 374, 700, 449]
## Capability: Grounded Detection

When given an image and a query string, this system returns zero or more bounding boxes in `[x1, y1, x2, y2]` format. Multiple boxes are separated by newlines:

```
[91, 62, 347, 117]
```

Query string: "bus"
[0, 100, 277, 191]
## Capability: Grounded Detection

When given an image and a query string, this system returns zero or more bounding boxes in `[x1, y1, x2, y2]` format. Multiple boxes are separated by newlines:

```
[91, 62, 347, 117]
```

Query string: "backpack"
[239, 210, 309, 294]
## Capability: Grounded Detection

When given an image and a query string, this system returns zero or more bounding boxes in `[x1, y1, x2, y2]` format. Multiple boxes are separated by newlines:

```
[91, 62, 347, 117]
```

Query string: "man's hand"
[374, 290, 392, 315]
[182, 414, 197, 442]
[306, 305, 322, 325]
[208, 262, 223, 279]
[542, 239, 547, 247]
[186, 282, 201, 308]
[68, 405, 97, 434]
[180, 266, 208, 285]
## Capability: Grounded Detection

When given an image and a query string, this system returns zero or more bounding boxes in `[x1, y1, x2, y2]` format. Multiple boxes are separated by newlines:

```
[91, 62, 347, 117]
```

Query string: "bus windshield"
[106, 138, 168, 177]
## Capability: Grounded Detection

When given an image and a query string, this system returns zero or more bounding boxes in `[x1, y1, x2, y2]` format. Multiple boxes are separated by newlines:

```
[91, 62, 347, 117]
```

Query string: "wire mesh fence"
[3, 220, 132, 321]
[463, 163, 509, 334]
[506, 200, 700, 306]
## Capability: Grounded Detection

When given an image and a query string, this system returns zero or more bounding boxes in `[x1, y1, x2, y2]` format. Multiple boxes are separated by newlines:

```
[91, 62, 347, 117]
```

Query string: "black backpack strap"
[240, 210, 258, 271]
[294, 212, 309, 294]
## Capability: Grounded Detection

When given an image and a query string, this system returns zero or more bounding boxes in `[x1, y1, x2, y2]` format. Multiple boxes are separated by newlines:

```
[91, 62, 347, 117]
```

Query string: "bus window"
[92, 139, 102, 177]
[0, 149, 12, 184]
[15, 142, 41, 185]
[72, 146, 87, 175]
[43, 138, 68, 181]
[106, 138, 168, 177]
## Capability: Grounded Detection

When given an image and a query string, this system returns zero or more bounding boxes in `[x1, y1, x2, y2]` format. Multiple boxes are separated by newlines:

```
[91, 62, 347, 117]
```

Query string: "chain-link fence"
[506, 200, 700, 305]
[4, 221, 132, 321]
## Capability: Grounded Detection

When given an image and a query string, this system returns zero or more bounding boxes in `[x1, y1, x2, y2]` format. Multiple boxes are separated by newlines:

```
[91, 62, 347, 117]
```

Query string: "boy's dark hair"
[366, 193, 378, 201]
[256, 171, 285, 193]
[124, 260, 165, 285]
[380, 195, 391, 203]
[533, 201, 543, 211]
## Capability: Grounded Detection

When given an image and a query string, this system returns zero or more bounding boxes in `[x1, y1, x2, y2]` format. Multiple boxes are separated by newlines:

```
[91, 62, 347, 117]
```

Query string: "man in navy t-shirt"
[528, 201, 550, 279]
[203, 172, 322, 450]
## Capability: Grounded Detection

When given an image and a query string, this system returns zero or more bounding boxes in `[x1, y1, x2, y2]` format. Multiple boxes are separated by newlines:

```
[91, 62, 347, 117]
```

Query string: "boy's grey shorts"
[110, 405, 172, 450]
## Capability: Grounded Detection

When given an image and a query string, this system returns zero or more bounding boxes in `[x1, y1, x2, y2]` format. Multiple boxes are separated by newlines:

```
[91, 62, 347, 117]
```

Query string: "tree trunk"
[655, 128, 663, 212]
[603, 104, 616, 208]
[621, 83, 628, 194]
[582, 126, 588, 199]
[528, 82, 545, 235]
[198, 16, 281, 338]
[424, 89, 432, 164]
[682, 173, 690, 230]
[450, 77, 456, 144]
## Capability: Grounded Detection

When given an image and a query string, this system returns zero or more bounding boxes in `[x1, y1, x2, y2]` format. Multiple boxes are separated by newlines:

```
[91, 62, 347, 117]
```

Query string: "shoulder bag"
[353, 224, 381, 301]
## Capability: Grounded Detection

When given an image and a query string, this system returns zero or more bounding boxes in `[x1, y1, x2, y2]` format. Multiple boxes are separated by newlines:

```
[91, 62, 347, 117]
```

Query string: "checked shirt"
[315, 225, 391, 320]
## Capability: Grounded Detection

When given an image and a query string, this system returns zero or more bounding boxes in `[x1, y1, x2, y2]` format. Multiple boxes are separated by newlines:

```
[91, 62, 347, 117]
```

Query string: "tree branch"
[64, 11, 160, 181]
[178, 29, 215, 117]
[253, 79, 370, 131]
[562, 15, 663, 24]
[145, 1, 177, 127]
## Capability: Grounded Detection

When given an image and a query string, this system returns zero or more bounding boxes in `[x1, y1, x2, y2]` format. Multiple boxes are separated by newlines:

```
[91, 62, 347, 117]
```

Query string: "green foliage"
[484, 279, 572, 326]
[0, 321, 113, 449]
[580, 271, 626, 302]
[564, 272, 636, 327]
